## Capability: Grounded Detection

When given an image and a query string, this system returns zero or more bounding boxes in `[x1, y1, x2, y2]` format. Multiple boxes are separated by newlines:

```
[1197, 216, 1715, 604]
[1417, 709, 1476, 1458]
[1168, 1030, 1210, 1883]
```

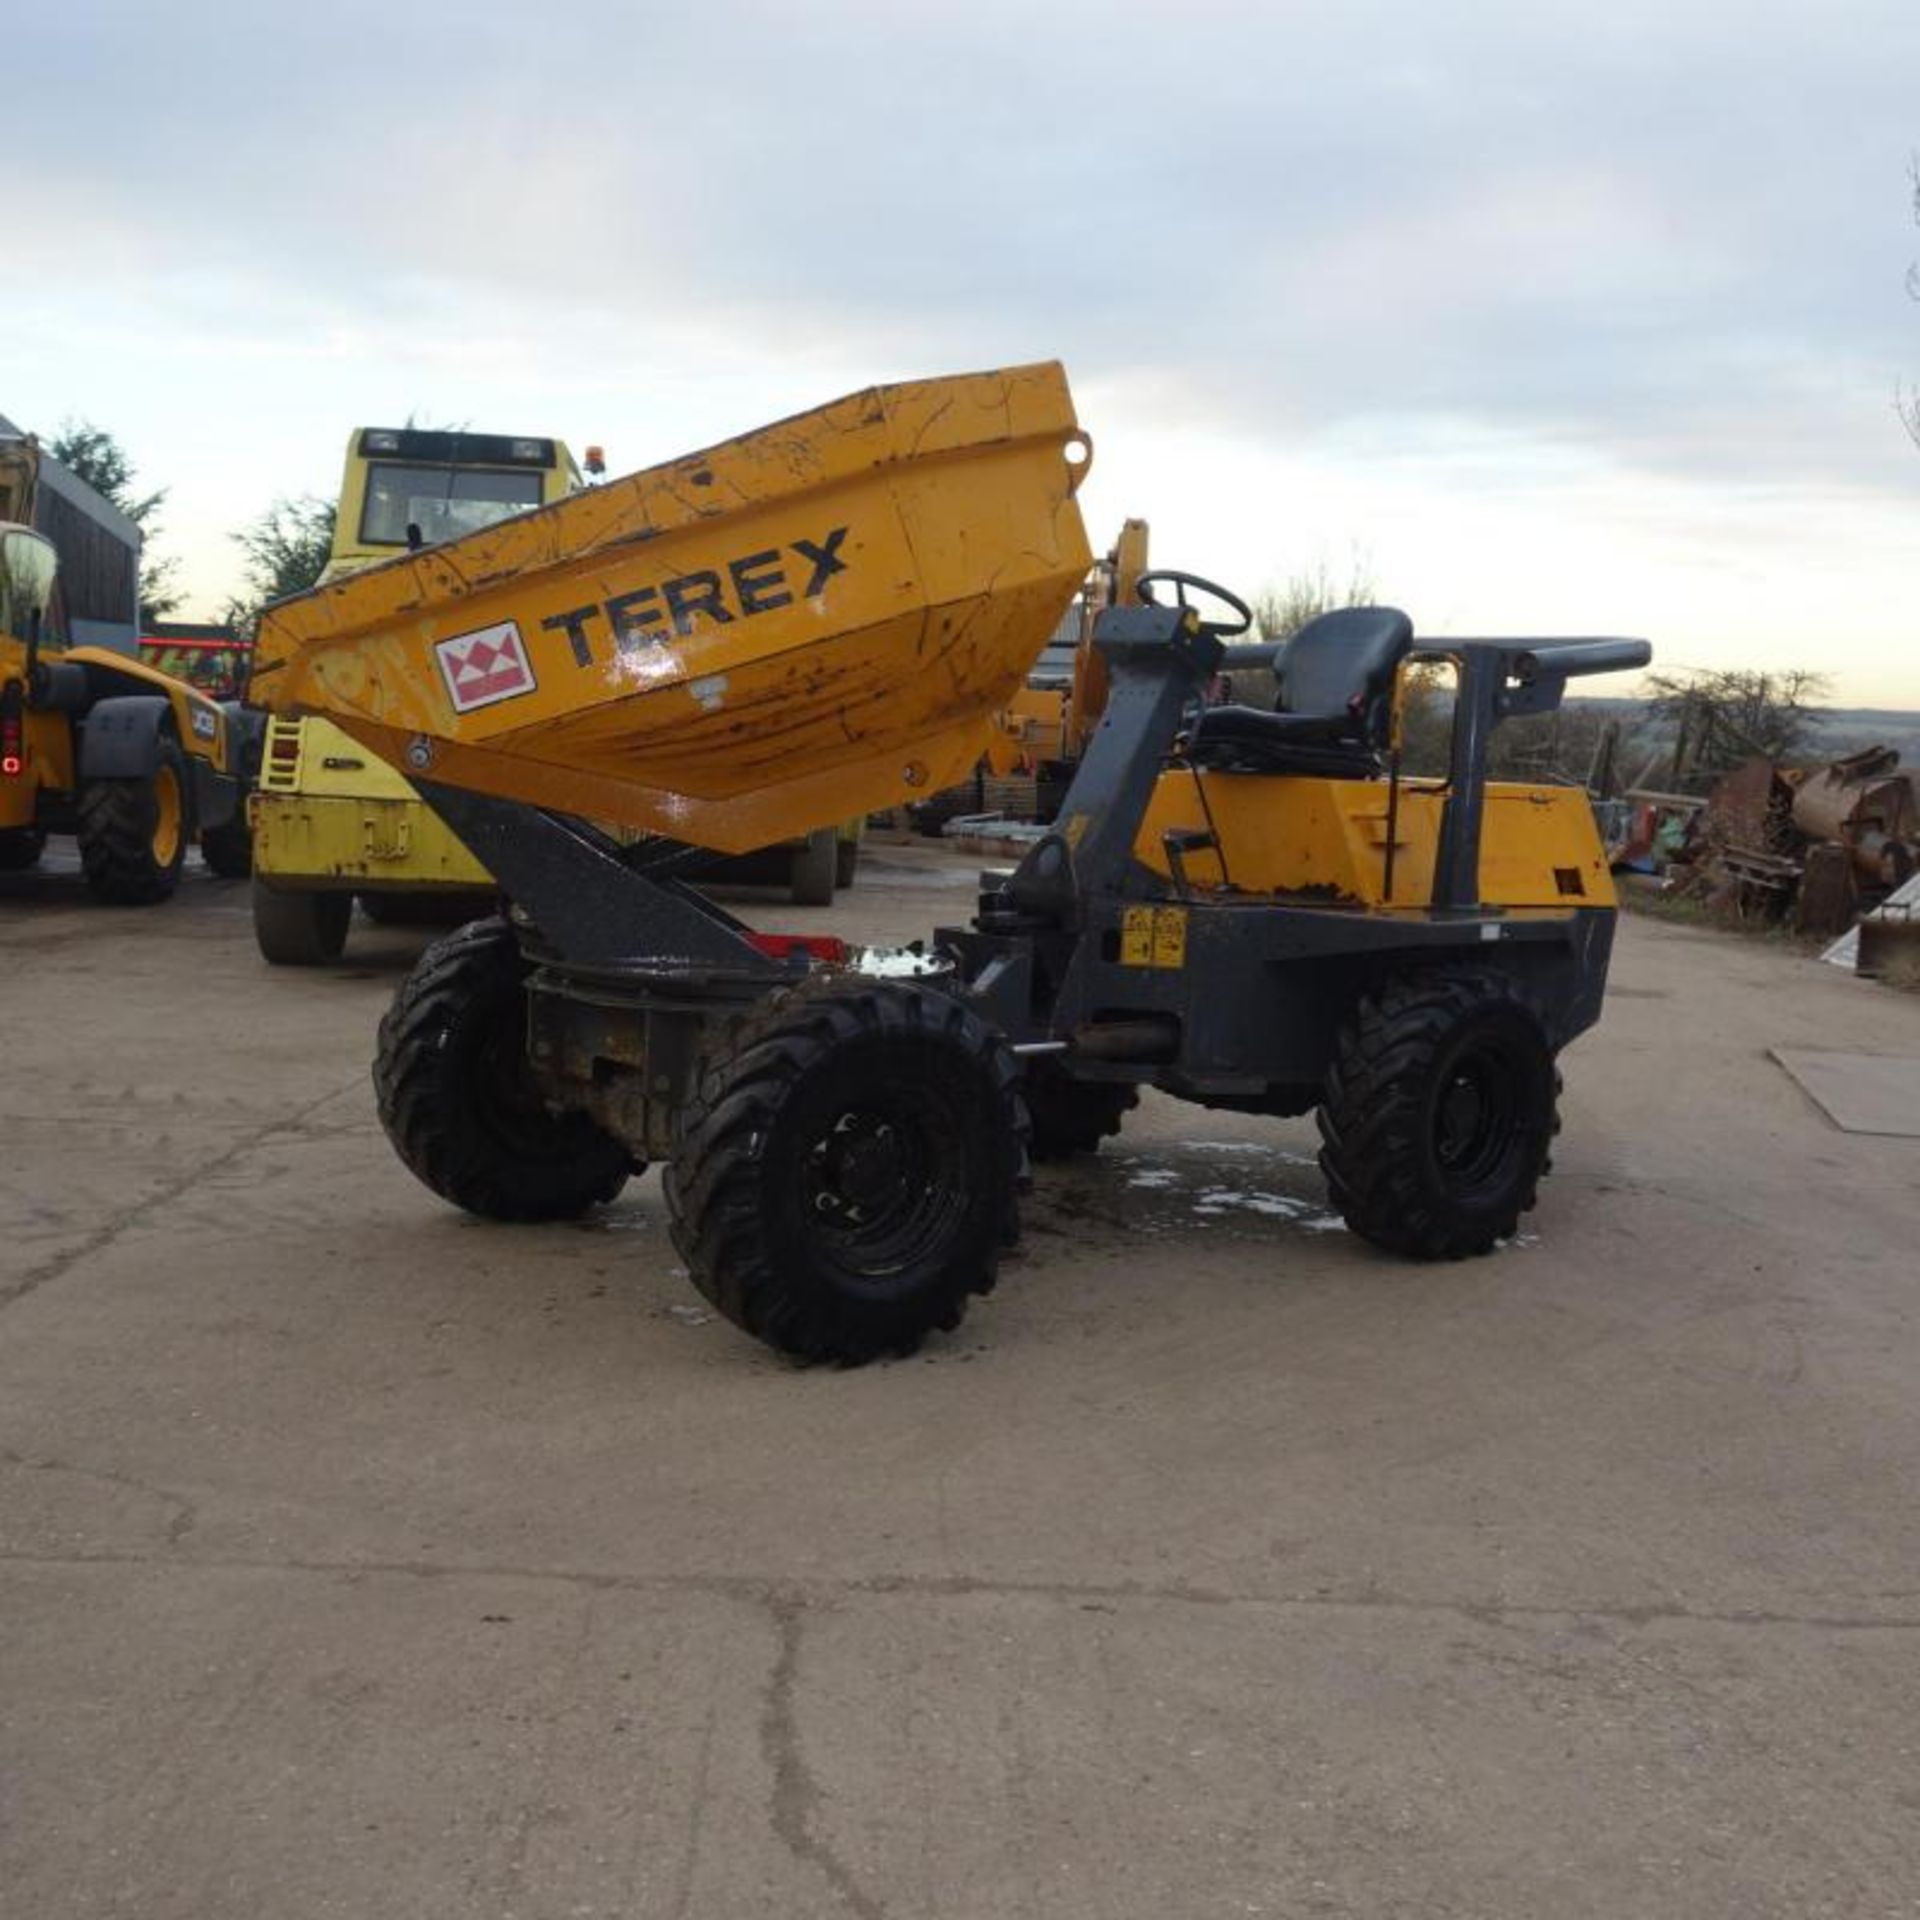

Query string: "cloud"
[12, 0, 1920, 697]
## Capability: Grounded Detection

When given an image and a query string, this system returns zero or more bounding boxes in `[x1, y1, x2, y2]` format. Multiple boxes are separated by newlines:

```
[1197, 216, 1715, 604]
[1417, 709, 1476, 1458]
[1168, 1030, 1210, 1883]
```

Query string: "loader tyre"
[77, 738, 189, 904]
[1022, 1058, 1138, 1160]
[790, 826, 838, 906]
[834, 836, 860, 890]
[666, 976, 1027, 1363]
[375, 916, 634, 1222]
[252, 880, 352, 965]
[1317, 968, 1558, 1259]
[200, 814, 253, 878]
[0, 828, 44, 871]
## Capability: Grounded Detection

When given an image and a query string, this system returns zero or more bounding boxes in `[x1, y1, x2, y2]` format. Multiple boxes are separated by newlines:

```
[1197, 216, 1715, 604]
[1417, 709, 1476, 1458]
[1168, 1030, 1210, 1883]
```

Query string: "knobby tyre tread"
[666, 975, 1028, 1364]
[1317, 967, 1559, 1260]
[77, 738, 189, 905]
[374, 915, 634, 1222]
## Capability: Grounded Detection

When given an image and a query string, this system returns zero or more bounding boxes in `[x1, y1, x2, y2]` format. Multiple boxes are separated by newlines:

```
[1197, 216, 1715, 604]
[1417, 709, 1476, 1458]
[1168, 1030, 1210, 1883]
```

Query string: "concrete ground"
[3, 843, 1918, 1919]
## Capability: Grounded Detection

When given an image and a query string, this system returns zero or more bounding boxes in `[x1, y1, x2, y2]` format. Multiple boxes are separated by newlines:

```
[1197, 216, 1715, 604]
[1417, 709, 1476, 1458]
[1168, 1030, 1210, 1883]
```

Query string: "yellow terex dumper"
[255, 362, 1649, 1364]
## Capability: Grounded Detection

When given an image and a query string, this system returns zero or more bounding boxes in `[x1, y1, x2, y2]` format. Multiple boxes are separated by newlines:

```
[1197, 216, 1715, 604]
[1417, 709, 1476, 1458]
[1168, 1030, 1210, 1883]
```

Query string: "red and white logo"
[435, 621, 537, 714]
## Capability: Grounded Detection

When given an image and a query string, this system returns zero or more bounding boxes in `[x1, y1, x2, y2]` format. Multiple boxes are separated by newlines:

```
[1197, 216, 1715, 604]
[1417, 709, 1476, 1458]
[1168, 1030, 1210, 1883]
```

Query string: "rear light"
[1, 680, 23, 777]
[746, 932, 849, 965]
[261, 722, 303, 788]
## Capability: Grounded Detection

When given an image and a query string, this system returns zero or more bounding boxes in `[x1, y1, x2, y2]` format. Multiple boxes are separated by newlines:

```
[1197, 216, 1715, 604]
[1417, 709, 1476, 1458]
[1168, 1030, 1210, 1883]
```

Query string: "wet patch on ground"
[1027, 1139, 1349, 1243]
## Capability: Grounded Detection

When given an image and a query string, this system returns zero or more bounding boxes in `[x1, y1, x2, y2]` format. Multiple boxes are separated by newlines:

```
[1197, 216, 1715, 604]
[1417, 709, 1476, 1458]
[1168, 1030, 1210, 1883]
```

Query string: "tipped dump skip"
[251, 363, 1092, 853]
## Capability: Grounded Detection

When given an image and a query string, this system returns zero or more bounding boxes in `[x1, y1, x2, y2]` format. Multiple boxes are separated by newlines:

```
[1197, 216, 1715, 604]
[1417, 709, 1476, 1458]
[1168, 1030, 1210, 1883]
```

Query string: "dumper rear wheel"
[375, 916, 634, 1222]
[1316, 968, 1558, 1259]
[667, 976, 1026, 1362]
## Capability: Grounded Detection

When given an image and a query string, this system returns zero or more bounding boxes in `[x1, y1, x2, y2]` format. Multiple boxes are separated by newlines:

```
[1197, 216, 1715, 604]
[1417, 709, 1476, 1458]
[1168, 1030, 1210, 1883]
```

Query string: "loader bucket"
[250, 364, 1092, 853]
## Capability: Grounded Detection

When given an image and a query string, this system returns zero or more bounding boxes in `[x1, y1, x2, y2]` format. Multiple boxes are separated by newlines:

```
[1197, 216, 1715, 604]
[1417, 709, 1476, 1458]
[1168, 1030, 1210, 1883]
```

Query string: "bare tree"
[1231, 554, 1382, 708]
[1252, 553, 1378, 642]
[1641, 667, 1830, 787]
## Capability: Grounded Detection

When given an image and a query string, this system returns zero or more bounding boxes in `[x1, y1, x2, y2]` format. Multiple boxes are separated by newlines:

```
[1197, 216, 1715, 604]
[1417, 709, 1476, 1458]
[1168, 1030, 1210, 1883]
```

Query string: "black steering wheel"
[1133, 570, 1253, 638]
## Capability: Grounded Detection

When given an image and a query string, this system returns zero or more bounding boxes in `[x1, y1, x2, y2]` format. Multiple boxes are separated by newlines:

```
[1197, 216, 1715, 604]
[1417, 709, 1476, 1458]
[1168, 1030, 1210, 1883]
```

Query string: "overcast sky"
[13, 0, 1919, 702]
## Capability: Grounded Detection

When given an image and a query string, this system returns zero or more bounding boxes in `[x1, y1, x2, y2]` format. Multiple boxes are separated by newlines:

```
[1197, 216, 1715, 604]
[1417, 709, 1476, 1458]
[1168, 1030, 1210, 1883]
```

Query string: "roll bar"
[1426, 636, 1651, 910]
[1508, 638, 1652, 682]
[1222, 634, 1650, 688]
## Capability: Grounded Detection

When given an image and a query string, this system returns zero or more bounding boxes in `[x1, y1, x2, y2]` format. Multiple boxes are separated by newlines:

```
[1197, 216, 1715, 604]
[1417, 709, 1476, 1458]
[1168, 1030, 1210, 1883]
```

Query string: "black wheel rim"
[798, 1091, 968, 1283]
[1431, 1036, 1528, 1201]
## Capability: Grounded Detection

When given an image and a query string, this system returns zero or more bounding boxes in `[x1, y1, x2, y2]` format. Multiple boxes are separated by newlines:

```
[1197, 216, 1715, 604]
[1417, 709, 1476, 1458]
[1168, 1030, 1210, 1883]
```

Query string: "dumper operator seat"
[1187, 605, 1414, 778]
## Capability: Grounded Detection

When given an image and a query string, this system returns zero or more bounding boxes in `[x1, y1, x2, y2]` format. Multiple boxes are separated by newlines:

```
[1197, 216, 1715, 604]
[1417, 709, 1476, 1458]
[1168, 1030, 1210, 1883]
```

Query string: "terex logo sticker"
[436, 621, 538, 713]
[537, 524, 852, 669]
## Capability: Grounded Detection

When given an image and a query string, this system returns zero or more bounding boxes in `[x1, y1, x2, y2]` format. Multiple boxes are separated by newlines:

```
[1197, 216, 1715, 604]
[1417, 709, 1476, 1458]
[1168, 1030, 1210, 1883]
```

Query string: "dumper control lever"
[1134, 571, 1253, 638]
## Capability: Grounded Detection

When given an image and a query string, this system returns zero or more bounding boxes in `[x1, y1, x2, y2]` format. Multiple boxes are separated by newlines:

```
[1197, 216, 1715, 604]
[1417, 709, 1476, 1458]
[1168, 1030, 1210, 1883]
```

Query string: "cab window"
[358, 463, 545, 547]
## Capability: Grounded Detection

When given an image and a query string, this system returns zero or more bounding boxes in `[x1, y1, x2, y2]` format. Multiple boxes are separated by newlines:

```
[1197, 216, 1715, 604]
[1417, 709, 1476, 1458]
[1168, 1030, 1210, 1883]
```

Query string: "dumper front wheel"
[375, 916, 635, 1222]
[667, 977, 1026, 1362]
[1317, 968, 1558, 1259]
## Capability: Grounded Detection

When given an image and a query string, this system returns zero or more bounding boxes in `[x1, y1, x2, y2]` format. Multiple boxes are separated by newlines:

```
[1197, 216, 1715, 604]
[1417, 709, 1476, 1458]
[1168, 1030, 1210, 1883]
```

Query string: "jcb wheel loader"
[251, 363, 1648, 1364]
[1, 521, 257, 904]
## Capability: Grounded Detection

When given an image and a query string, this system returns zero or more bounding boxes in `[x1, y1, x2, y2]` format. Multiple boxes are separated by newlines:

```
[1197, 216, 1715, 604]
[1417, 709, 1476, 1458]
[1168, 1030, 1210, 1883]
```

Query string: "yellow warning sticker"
[1060, 812, 1090, 851]
[1152, 906, 1188, 969]
[1120, 905, 1188, 969]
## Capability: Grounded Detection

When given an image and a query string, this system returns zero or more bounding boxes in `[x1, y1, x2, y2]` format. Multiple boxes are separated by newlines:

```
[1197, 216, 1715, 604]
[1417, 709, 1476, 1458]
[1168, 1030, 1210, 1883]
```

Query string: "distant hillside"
[1809, 709, 1920, 759]
[1566, 697, 1920, 765]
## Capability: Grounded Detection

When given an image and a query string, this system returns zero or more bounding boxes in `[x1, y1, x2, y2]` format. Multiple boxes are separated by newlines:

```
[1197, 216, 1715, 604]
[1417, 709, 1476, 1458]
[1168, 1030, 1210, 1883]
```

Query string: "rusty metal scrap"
[1656, 744, 1920, 940]
[1788, 747, 1917, 886]
[1702, 757, 1796, 857]
[1857, 902, 1920, 980]
[1793, 842, 1858, 939]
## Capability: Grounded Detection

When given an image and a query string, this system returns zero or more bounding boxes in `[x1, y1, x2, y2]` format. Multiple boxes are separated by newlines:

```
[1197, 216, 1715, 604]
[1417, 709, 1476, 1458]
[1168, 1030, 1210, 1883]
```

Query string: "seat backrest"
[1276, 605, 1414, 744]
